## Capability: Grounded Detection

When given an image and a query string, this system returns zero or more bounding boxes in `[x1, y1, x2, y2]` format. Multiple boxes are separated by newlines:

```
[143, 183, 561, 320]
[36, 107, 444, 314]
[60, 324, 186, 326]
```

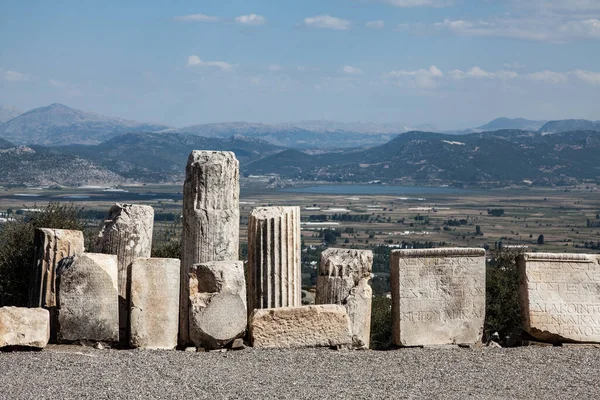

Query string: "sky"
[1, 0, 599, 128]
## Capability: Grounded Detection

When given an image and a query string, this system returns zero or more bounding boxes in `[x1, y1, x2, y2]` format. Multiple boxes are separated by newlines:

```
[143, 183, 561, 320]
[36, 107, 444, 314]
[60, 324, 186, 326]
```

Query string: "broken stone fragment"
[249, 305, 352, 349]
[129, 258, 180, 350]
[29, 228, 85, 309]
[188, 261, 247, 350]
[316, 248, 373, 349]
[0, 307, 49, 349]
[94, 203, 154, 343]
[56, 253, 119, 344]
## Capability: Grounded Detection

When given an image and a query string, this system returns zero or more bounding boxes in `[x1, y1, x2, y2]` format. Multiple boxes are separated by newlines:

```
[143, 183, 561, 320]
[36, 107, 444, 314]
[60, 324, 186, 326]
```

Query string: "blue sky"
[1, 0, 599, 128]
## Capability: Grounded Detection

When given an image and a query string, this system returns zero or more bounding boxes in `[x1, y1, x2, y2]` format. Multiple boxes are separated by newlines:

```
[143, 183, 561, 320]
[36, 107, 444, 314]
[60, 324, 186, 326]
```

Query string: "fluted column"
[247, 206, 301, 313]
[180, 151, 240, 345]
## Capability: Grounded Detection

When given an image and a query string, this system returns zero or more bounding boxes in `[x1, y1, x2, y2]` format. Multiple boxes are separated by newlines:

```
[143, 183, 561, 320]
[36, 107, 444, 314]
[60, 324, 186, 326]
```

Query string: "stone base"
[0, 307, 49, 349]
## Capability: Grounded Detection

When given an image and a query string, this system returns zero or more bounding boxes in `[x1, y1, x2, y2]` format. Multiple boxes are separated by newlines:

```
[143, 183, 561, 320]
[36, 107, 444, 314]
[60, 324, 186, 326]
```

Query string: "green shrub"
[0, 203, 85, 306]
[370, 296, 392, 349]
[484, 246, 524, 340]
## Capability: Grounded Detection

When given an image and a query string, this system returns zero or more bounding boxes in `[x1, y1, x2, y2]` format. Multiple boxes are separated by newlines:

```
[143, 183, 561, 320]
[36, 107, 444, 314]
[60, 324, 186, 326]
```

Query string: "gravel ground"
[1, 346, 599, 399]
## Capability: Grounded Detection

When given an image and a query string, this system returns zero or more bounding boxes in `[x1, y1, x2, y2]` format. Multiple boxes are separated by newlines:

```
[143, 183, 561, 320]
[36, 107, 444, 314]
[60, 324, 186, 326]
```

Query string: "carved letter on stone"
[247, 206, 301, 314]
[180, 151, 240, 345]
[316, 248, 373, 349]
[390, 248, 486, 347]
[518, 252, 600, 344]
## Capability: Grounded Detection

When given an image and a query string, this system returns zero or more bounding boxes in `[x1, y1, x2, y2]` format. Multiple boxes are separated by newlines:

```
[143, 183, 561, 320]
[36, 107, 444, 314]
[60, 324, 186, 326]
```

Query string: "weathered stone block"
[129, 258, 180, 350]
[188, 261, 247, 350]
[29, 228, 85, 308]
[518, 252, 600, 344]
[316, 248, 373, 349]
[94, 203, 154, 342]
[390, 248, 486, 347]
[250, 305, 352, 349]
[0, 307, 49, 349]
[247, 206, 301, 313]
[180, 151, 239, 345]
[56, 253, 119, 343]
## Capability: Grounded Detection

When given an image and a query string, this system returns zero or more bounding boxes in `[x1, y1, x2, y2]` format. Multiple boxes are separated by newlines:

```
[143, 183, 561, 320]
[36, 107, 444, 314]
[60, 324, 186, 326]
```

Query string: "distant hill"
[0, 146, 126, 186]
[538, 119, 600, 134]
[476, 118, 547, 132]
[247, 129, 600, 187]
[0, 103, 172, 146]
[0, 105, 23, 124]
[177, 122, 394, 149]
[42, 132, 283, 182]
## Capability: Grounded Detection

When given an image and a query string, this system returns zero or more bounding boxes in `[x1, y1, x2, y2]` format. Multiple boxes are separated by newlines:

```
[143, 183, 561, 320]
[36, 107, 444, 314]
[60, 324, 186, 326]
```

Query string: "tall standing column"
[247, 206, 301, 314]
[94, 203, 154, 343]
[316, 248, 373, 349]
[180, 151, 239, 345]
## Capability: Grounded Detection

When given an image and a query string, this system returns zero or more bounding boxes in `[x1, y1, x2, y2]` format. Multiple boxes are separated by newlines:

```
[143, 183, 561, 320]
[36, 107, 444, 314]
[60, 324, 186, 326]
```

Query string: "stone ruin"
[179, 151, 239, 346]
[247, 206, 301, 312]
[95, 203, 154, 343]
[390, 248, 486, 347]
[188, 261, 247, 349]
[28, 228, 85, 339]
[4, 148, 600, 352]
[518, 252, 600, 344]
[56, 253, 119, 343]
[129, 258, 180, 350]
[316, 248, 373, 349]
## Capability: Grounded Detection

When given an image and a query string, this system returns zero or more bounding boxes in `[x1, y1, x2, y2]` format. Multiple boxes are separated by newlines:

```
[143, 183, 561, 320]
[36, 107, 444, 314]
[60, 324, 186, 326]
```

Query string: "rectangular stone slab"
[518, 252, 600, 343]
[129, 258, 180, 350]
[0, 307, 49, 349]
[250, 305, 351, 349]
[56, 253, 119, 343]
[390, 248, 486, 347]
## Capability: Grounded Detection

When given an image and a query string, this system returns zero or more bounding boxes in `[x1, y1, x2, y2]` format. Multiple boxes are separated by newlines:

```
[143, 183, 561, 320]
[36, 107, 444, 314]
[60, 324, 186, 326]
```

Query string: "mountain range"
[0, 102, 599, 187]
[2, 103, 598, 149]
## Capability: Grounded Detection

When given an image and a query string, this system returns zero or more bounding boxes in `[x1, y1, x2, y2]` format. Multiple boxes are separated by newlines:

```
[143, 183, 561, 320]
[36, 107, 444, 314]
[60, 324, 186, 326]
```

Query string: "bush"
[484, 246, 524, 341]
[370, 296, 392, 349]
[151, 240, 181, 259]
[0, 203, 85, 306]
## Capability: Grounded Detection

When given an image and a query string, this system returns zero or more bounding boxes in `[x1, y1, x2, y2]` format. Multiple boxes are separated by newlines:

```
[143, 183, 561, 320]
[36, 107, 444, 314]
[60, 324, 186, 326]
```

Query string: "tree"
[537, 234, 545, 245]
[476, 225, 482, 236]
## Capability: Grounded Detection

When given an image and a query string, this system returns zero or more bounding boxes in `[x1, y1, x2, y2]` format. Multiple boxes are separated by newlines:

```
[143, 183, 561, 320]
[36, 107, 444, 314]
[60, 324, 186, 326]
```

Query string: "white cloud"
[303, 15, 351, 30]
[173, 13, 218, 22]
[366, 20, 385, 29]
[187, 55, 234, 71]
[381, 0, 453, 7]
[1, 69, 29, 82]
[341, 65, 363, 75]
[268, 64, 283, 72]
[409, 15, 600, 42]
[385, 65, 444, 89]
[571, 69, 600, 85]
[528, 70, 568, 84]
[235, 13, 267, 26]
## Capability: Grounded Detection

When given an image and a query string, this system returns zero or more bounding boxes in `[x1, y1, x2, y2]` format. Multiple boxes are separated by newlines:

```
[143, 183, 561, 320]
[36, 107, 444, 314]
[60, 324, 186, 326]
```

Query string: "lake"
[279, 184, 467, 195]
